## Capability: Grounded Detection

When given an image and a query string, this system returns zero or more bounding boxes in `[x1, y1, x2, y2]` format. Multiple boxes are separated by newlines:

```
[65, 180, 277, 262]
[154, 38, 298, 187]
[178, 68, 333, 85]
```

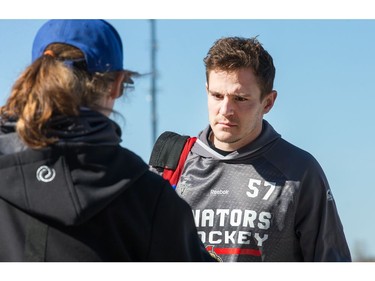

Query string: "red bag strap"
[163, 137, 197, 188]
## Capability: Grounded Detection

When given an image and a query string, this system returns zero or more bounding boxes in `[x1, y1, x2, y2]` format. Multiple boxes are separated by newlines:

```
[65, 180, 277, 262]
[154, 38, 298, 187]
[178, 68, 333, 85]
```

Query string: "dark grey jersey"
[175, 121, 351, 262]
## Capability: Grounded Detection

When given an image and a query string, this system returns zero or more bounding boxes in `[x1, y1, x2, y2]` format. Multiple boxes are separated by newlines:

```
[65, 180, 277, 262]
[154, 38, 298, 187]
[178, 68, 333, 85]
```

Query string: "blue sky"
[0, 17, 374, 262]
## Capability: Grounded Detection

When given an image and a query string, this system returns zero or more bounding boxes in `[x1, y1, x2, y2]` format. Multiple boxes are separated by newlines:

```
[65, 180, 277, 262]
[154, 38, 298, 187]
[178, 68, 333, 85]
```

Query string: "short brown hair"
[204, 36, 275, 99]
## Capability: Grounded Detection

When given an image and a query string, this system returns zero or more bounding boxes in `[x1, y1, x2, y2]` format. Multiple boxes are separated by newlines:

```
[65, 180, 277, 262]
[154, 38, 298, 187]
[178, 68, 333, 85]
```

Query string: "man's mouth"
[217, 121, 236, 128]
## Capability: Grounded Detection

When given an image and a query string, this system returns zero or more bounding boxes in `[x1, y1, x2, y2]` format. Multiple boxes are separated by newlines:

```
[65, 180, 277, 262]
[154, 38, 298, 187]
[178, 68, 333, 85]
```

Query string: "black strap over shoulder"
[149, 131, 190, 170]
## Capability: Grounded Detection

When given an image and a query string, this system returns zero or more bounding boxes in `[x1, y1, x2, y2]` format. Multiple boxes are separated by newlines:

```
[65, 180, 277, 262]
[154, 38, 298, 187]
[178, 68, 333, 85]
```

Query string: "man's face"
[206, 68, 276, 151]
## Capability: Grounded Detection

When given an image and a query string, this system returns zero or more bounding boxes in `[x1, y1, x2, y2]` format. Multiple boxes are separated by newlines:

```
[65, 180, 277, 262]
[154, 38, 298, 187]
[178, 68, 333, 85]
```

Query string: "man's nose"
[219, 96, 234, 116]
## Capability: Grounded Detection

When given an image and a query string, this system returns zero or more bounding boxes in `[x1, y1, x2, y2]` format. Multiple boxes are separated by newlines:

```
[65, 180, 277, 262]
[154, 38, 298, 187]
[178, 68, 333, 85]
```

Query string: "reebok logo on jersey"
[211, 189, 229, 195]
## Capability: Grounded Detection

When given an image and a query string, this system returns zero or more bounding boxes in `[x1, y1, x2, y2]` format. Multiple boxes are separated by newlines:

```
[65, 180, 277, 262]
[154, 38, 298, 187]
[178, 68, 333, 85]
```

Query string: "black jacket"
[0, 109, 213, 261]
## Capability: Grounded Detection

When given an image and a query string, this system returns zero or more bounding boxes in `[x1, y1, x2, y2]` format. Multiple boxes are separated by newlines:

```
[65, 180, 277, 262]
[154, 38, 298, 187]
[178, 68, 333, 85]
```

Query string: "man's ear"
[263, 90, 277, 114]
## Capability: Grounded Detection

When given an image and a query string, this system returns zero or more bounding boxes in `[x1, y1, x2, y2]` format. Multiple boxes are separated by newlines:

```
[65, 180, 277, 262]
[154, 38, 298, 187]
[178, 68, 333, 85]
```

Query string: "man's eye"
[235, 96, 247, 102]
[212, 93, 223, 99]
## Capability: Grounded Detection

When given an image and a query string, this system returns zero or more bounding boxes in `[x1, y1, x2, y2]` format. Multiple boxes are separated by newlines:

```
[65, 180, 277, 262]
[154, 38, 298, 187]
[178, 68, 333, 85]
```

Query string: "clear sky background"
[0, 2, 374, 265]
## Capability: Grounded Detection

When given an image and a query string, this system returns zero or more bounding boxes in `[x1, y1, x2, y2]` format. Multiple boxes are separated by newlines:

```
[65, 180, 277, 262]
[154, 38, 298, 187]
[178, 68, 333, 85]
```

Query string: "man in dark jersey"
[151, 36, 351, 262]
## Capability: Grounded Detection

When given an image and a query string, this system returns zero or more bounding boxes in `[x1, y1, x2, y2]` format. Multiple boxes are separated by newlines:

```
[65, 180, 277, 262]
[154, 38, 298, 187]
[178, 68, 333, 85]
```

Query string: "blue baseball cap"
[32, 19, 124, 73]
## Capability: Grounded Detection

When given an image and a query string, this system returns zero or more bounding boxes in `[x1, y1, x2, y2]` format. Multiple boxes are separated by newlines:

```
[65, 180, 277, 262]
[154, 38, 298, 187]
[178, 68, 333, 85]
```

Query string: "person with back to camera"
[0, 19, 215, 262]
[149, 36, 352, 262]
